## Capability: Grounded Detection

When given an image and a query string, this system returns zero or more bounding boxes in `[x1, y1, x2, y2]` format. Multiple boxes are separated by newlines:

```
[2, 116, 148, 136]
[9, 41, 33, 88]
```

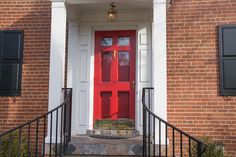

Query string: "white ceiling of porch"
[67, 0, 153, 12]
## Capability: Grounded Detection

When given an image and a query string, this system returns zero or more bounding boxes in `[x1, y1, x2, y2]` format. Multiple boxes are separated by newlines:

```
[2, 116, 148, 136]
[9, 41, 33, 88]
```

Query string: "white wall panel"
[78, 91, 87, 126]
[67, 22, 80, 135]
[79, 51, 88, 83]
[77, 26, 92, 134]
[80, 35, 89, 46]
[136, 23, 152, 132]
[140, 49, 151, 83]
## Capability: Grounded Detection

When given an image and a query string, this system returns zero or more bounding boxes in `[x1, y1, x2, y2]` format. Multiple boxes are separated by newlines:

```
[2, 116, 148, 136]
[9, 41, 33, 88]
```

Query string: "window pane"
[101, 37, 112, 46]
[102, 52, 112, 82]
[118, 51, 130, 82]
[118, 37, 130, 46]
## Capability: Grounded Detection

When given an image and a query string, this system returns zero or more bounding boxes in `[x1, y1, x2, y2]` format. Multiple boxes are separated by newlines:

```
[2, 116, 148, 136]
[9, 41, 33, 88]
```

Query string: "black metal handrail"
[142, 88, 206, 157]
[0, 88, 72, 157]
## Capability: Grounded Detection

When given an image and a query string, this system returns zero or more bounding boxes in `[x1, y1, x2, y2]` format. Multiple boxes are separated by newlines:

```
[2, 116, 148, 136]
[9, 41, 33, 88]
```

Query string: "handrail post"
[63, 88, 73, 153]
[63, 95, 67, 153]
[143, 106, 146, 157]
[68, 89, 72, 142]
[197, 143, 202, 157]
[142, 88, 146, 157]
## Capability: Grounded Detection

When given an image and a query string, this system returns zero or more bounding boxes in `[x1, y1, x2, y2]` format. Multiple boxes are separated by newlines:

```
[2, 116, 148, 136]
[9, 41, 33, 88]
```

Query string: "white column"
[46, 0, 67, 143]
[152, 0, 167, 143]
[152, 0, 167, 121]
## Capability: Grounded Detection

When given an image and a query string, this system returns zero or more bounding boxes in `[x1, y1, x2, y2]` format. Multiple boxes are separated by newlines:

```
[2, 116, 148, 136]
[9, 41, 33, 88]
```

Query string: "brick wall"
[0, 0, 51, 131]
[167, 0, 236, 156]
[1, 0, 236, 156]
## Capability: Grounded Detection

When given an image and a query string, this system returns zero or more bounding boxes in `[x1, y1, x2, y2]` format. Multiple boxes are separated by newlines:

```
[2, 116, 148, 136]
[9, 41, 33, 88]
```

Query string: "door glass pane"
[118, 51, 130, 82]
[101, 37, 112, 46]
[118, 37, 130, 46]
[118, 91, 129, 118]
[101, 92, 112, 118]
[102, 52, 112, 82]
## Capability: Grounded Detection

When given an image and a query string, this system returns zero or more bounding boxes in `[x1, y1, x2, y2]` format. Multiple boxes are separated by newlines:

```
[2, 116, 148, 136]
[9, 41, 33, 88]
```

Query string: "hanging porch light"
[107, 2, 117, 22]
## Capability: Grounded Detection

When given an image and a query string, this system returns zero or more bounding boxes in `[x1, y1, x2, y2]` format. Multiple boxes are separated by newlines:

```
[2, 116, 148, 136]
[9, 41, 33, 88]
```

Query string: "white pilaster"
[46, 0, 67, 143]
[67, 22, 79, 135]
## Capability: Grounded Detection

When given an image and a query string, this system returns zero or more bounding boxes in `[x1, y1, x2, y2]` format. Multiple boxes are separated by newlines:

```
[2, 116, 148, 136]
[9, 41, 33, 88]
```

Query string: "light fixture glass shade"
[107, 3, 117, 22]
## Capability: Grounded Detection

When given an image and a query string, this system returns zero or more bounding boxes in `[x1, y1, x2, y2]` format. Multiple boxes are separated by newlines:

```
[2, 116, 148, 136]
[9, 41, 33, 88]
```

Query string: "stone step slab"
[65, 135, 143, 156]
[45, 135, 167, 156]
[87, 129, 140, 139]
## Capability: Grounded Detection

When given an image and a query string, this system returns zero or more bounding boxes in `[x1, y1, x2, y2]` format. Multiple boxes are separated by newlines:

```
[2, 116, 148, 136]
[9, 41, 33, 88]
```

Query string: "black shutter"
[0, 30, 23, 96]
[219, 25, 236, 96]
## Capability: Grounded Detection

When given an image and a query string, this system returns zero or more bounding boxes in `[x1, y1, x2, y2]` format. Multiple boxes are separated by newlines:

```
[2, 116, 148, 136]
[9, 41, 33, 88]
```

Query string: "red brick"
[167, 0, 236, 156]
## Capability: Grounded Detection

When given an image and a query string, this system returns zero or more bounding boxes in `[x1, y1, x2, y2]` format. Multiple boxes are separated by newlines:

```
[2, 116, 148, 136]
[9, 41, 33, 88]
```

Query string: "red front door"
[94, 30, 136, 123]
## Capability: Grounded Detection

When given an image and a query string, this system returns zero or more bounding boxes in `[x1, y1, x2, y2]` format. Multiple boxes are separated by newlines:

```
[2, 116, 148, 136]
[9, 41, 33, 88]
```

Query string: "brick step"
[87, 129, 139, 139]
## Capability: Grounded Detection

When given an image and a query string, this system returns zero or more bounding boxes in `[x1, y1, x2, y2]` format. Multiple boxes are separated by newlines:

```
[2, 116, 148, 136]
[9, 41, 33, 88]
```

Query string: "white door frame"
[68, 19, 152, 134]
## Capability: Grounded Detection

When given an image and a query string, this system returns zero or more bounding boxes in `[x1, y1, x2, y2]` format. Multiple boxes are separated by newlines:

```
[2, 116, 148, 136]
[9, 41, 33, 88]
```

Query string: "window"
[219, 25, 236, 96]
[0, 30, 24, 96]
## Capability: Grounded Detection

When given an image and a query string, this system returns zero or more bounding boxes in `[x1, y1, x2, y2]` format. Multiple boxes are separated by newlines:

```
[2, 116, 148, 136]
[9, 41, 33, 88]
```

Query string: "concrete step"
[87, 129, 139, 139]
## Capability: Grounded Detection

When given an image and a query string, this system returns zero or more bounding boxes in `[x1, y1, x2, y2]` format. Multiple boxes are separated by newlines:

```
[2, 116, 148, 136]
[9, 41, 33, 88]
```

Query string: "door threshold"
[94, 119, 135, 130]
[87, 129, 139, 139]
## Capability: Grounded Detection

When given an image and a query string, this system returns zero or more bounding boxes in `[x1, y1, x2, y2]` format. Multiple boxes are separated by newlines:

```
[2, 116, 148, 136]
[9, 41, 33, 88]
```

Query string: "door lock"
[132, 81, 135, 89]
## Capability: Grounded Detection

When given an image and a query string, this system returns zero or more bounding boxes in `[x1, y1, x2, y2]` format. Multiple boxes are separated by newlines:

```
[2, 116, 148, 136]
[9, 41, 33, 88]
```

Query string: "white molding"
[153, 0, 167, 4]
[51, 1, 66, 8]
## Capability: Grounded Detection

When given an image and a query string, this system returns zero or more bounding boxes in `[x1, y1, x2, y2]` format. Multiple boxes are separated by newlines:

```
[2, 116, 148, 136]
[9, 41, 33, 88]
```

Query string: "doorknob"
[132, 80, 135, 89]
[113, 50, 117, 60]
